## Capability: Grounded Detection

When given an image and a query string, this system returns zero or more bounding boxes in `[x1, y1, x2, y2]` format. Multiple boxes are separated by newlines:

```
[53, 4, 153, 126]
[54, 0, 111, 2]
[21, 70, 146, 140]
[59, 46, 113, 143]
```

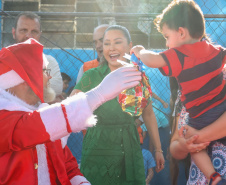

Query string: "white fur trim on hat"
[0, 70, 24, 89]
[43, 54, 49, 68]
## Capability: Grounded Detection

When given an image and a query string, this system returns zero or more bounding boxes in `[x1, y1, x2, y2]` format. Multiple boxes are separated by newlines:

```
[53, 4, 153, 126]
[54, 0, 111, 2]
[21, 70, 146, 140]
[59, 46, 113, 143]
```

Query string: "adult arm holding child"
[184, 112, 226, 144]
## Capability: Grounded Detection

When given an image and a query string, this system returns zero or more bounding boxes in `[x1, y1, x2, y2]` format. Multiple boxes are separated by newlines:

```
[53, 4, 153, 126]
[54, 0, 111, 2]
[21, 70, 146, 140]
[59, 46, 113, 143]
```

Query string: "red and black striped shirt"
[159, 41, 226, 118]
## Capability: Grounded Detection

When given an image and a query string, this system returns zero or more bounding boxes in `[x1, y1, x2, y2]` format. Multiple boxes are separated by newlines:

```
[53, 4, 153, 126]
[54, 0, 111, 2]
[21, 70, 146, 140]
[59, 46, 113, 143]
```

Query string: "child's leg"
[191, 150, 214, 178]
[191, 150, 221, 185]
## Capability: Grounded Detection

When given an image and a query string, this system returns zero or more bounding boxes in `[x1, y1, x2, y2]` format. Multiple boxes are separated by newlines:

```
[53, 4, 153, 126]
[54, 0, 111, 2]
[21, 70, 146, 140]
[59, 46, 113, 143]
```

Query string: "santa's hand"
[86, 66, 141, 111]
[155, 151, 165, 173]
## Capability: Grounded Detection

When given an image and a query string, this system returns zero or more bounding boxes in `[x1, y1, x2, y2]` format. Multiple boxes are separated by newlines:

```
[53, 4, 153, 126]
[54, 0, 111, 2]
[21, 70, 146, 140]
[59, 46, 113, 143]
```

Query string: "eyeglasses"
[43, 69, 51, 76]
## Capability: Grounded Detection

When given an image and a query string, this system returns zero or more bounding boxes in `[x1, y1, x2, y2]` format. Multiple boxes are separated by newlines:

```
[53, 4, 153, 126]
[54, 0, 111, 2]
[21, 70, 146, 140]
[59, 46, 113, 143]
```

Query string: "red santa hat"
[0, 38, 48, 103]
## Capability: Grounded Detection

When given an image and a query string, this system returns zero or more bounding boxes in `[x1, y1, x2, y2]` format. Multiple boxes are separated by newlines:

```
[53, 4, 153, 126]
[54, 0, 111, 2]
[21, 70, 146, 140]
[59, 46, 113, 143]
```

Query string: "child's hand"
[130, 45, 145, 59]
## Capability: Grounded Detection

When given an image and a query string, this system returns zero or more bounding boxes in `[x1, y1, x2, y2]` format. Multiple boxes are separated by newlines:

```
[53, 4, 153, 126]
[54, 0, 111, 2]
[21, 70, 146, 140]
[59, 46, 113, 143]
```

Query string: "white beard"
[43, 87, 56, 103]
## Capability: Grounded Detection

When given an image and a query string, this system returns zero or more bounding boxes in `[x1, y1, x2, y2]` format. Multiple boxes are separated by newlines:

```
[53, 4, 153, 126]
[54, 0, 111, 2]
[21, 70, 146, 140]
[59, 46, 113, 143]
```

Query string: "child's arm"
[185, 112, 226, 143]
[145, 168, 154, 185]
[130, 45, 167, 68]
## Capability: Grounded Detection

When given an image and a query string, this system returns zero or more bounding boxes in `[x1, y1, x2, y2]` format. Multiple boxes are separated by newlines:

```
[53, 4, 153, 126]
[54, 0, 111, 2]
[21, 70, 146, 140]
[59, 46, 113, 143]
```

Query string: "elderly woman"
[71, 25, 164, 185]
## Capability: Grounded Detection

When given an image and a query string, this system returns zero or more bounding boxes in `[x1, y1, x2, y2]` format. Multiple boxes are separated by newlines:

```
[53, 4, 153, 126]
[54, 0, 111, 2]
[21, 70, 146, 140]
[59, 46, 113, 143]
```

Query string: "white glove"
[86, 66, 141, 111]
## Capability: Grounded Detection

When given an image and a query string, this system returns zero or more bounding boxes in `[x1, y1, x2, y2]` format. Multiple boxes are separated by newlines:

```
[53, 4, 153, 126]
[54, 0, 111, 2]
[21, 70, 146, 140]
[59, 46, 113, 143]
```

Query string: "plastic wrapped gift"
[118, 54, 152, 116]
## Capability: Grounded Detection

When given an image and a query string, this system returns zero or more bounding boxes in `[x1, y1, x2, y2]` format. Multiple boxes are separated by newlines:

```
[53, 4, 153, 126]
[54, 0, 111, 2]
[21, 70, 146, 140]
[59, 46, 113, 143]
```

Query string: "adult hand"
[183, 125, 199, 139]
[98, 66, 141, 102]
[130, 45, 145, 59]
[178, 127, 209, 153]
[86, 66, 141, 111]
[155, 151, 165, 173]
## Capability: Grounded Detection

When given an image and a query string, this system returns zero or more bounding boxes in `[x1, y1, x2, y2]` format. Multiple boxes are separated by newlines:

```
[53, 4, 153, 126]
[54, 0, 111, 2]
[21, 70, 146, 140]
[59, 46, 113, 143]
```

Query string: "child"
[61, 72, 72, 92]
[54, 72, 72, 102]
[130, 0, 226, 185]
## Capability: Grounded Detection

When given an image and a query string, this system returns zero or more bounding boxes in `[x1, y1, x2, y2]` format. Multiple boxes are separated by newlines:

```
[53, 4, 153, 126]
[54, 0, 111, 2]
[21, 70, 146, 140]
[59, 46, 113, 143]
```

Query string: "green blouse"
[75, 63, 145, 185]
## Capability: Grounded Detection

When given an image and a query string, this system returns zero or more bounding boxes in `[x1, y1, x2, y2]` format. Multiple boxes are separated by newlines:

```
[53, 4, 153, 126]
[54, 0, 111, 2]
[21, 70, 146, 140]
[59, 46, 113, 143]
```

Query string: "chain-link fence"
[1, 0, 225, 184]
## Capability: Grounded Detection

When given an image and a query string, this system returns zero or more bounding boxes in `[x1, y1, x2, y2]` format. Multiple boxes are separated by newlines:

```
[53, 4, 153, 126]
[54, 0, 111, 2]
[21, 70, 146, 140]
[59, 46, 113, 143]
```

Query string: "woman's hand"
[178, 127, 209, 153]
[170, 124, 210, 159]
[183, 112, 226, 144]
[183, 125, 199, 140]
[155, 151, 165, 173]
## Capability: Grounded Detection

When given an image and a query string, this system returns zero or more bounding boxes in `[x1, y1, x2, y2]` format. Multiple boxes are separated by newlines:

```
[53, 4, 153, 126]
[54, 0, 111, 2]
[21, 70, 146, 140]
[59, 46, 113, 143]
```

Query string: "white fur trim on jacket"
[70, 175, 91, 185]
[36, 144, 51, 185]
[39, 92, 96, 141]
[0, 70, 24, 89]
[38, 102, 69, 141]
[38, 103, 69, 147]
[62, 92, 96, 132]
[36, 139, 69, 185]
[43, 54, 49, 68]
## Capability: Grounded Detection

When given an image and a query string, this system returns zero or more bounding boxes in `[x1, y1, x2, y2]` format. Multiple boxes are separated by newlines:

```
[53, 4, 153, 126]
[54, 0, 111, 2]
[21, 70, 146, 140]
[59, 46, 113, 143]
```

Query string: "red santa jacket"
[0, 89, 93, 185]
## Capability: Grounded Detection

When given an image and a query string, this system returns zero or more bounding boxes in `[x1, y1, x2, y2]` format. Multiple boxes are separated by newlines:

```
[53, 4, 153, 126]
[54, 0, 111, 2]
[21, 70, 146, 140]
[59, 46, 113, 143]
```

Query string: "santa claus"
[0, 38, 141, 185]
